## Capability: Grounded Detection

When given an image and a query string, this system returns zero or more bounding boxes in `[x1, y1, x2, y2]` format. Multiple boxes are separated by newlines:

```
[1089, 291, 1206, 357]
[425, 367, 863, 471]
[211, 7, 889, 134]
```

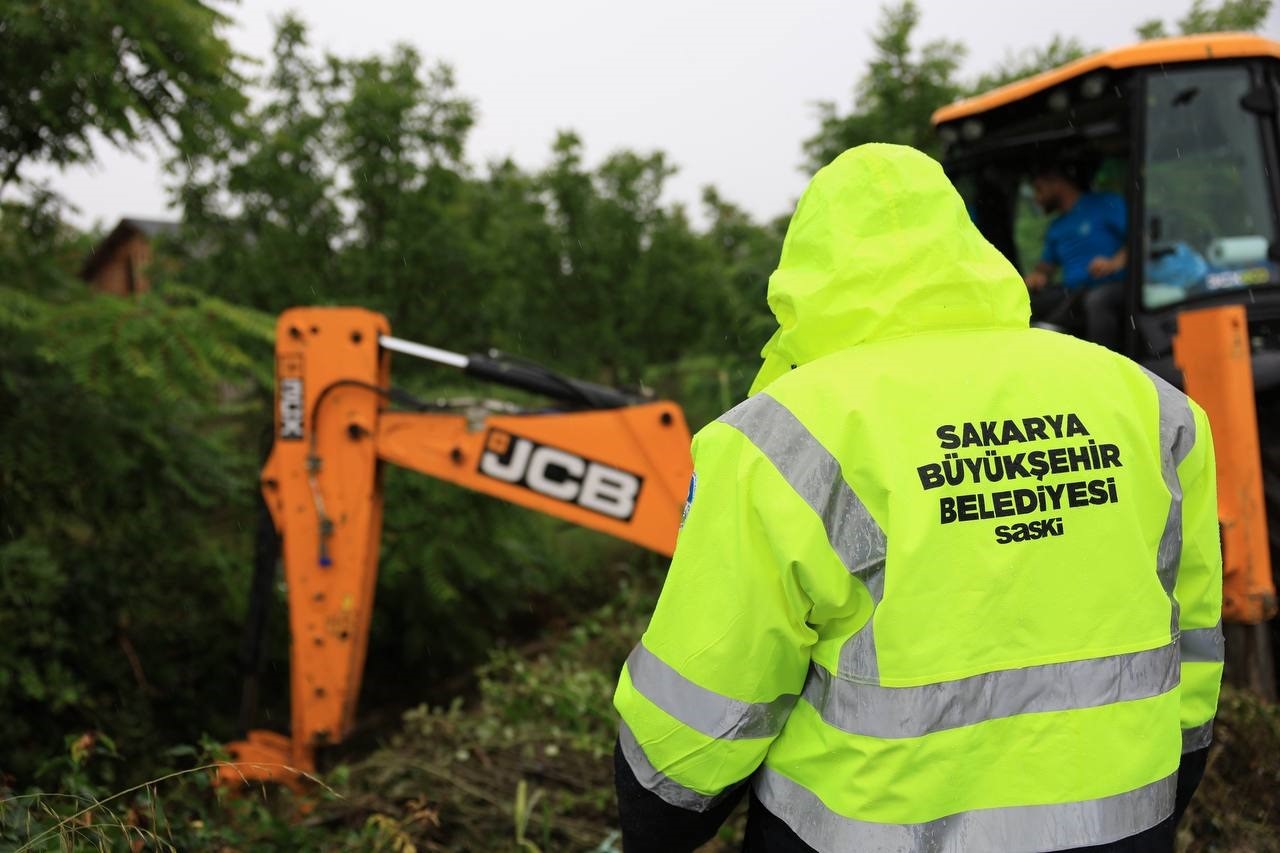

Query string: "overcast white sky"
[26, 0, 1280, 230]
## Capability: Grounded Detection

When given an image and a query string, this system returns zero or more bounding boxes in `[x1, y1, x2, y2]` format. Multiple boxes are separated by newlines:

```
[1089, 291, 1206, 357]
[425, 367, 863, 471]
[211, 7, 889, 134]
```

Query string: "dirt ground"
[307, 583, 1280, 851]
[324, 666, 1280, 851]
[1179, 685, 1280, 852]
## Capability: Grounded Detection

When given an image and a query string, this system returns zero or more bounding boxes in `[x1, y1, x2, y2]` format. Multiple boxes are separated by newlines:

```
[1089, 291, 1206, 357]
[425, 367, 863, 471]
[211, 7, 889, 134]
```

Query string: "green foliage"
[1137, 0, 1273, 39]
[318, 580, 664, 851]
[0, 269, 274, 784]
[0, 582, 663, 851]
[0, 256, 730, 794]
[170, 15, 345, 311]
[803, 1, 965, 170]
[521, 132, 728, 382]
[972, 36, 1094, 94]
[801, 4, 1092, 171]
[171, 12, 489, 332]
[1013, 194, 1052, 278]
[169, 18, 758, 385]
[1136, 20, 1166, 39]
[0, 20, 770, 789]
[700, 189, 787, 356]
[364, 473, 637, 703]
[0, 192, 97, 291]
[0, 0, 244, 192]
[0, 736, 348, 851]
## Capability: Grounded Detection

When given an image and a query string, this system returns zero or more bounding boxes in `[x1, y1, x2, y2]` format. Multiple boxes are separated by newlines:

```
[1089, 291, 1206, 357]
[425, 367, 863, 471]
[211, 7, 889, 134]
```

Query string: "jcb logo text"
[479, 430, 642, 521]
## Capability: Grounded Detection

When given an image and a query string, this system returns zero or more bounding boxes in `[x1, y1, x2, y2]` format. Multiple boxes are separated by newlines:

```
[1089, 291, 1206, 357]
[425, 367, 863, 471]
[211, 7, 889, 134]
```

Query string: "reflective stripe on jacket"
[613, 144, 1223, 852]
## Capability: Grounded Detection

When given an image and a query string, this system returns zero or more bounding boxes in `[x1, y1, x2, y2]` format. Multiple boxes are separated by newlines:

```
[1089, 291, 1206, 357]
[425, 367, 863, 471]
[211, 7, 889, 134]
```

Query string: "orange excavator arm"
[219, 307, 692, 788]
[1174, 305, 1278, 699]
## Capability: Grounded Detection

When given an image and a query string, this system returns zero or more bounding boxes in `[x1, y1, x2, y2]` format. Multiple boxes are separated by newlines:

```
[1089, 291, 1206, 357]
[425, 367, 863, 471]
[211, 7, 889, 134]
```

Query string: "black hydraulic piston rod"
[378, 335, 643, 410]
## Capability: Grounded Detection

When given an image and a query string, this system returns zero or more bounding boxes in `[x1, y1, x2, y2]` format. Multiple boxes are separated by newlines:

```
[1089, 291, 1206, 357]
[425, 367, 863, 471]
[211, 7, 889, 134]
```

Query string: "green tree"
[0, 0, 279, 790]
[331, 45, 482, 343]
[468, 158, 563, 351]
[700, 188, 786, 357]
[0, 0, 244, 193]
[1137, 0, 1273, 38]
[972, 35, 1094, 93]
[802, 1, 965, 171]
[0, 191, 95, 297]
[521, 132, 728, 382]
[171, 17, 760, 380]
[171, 16, 494, 349]
[171, 16, 347, 309]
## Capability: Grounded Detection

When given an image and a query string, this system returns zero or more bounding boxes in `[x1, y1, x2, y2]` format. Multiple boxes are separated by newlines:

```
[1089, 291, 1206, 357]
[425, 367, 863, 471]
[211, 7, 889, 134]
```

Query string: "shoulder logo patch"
[680, 474, 697, 528]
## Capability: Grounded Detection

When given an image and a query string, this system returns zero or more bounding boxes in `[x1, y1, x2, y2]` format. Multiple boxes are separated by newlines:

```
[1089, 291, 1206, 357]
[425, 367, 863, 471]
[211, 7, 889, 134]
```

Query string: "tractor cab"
[933, 34, 1280, 388]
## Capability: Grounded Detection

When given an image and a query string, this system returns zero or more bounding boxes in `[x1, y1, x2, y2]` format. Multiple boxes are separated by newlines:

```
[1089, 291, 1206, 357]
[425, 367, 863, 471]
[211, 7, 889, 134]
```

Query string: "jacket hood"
[750, 144, 1029, 394]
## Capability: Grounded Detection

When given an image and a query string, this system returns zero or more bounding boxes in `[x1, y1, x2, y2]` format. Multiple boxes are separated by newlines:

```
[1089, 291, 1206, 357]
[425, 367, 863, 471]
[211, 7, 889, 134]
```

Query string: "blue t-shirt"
[1042, 192, 1127, 289]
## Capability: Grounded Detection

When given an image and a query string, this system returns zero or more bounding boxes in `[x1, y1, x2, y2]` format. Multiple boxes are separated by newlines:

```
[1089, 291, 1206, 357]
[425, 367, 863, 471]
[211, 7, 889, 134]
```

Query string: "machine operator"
[1024, 160, 1129, 350]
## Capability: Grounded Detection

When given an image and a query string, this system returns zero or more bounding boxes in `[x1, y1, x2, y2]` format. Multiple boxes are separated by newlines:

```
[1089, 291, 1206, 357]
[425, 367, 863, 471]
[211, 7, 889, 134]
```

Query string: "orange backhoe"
[218, 306, 693, 788]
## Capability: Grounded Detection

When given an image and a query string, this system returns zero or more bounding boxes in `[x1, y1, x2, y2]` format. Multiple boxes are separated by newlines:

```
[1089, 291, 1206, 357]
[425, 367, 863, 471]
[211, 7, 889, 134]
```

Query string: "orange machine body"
[1174, 305, 1278, 624]
[219, 307, 693, 788]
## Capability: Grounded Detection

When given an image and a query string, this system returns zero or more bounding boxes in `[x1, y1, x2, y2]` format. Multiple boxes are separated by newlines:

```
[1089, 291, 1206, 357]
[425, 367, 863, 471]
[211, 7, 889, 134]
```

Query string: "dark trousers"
[1029, 282, 1126, 352]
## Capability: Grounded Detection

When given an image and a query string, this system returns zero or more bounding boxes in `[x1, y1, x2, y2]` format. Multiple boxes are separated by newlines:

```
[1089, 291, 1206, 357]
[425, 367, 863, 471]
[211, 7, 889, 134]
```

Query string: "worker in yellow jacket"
[613, 144, 1223, 852]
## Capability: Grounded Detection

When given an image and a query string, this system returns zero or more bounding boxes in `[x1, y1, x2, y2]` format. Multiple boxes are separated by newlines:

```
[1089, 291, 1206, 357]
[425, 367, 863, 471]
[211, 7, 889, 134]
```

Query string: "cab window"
[1143, 64, 1279, 308]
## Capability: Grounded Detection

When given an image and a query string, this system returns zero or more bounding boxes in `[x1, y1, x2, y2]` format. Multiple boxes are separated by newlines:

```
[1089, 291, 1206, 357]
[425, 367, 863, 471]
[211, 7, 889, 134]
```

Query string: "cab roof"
[932, 33, 1280, 126]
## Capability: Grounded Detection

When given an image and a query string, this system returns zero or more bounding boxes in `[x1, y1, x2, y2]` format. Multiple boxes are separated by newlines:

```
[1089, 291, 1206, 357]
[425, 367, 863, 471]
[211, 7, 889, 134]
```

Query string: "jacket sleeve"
[1174, 402, 1224, 754]
[613, 419, 821, 824]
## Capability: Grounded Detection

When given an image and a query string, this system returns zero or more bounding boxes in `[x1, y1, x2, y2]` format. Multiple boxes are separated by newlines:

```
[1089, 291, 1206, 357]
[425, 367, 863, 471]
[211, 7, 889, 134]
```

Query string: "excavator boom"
[219, 307, 692, 787]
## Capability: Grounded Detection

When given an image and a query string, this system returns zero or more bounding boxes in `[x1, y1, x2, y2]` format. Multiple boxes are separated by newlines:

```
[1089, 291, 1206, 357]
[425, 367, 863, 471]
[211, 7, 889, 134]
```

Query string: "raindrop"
[1129, 315, 1136, 329]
